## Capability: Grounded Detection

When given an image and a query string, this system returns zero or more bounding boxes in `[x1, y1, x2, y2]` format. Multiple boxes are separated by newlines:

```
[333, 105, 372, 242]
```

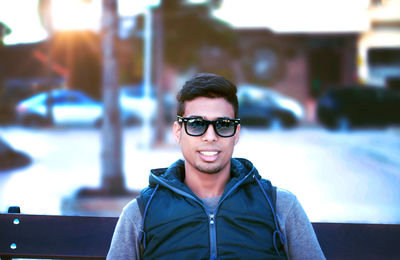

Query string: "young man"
[107, 73, 325, 259]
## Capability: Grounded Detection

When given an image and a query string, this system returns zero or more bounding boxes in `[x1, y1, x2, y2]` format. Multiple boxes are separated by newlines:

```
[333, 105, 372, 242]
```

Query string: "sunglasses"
[177, 116, 240, 138]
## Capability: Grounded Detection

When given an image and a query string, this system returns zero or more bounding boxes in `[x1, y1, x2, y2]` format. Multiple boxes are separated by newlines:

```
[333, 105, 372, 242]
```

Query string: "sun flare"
[51, 0, 102, 31]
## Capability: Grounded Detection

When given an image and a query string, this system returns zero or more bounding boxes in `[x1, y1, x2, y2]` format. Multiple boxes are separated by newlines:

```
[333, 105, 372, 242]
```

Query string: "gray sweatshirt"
[107, 188, 326, 260]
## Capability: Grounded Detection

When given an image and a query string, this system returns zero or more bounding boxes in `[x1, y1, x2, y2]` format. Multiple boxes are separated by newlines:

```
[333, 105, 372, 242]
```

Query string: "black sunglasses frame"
[177, 116, 240, 138]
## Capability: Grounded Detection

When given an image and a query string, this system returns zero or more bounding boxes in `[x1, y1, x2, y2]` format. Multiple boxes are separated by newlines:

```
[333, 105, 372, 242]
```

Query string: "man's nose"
[202, 124, 218, 142]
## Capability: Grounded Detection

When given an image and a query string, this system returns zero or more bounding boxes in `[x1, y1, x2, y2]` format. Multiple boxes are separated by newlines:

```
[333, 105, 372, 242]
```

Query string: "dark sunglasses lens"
[216, 120, 236, 137]
[186, 118, 207, 135]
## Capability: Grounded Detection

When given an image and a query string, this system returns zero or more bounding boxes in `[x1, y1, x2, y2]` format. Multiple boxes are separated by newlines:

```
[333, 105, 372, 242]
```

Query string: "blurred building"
[210, 0, 400, 122]
[358, 0, 400, 88]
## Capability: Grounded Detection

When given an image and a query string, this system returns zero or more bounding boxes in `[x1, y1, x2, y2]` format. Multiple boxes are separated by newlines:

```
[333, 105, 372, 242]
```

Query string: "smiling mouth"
[200, 151, 218, 156]
[199, 151, 219, 162]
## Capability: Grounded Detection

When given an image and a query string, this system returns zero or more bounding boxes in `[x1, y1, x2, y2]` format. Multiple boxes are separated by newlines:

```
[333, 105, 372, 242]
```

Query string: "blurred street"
[0, 125, 399, 224]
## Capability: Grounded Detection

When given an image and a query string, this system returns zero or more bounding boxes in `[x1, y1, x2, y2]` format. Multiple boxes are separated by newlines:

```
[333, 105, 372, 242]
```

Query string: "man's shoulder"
[276, 187, 297, 203]
[275, 187, 303, 220]
[120, 198, 142, 225]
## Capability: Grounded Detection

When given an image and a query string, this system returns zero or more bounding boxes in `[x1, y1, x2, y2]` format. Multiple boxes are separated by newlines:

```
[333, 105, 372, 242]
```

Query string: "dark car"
[316, 85, 400, 130]
[237, 85, 305, 128]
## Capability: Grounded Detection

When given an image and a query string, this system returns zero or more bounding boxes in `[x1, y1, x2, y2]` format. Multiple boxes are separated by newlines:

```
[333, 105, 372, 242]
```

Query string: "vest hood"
[148, 158, 262, 191]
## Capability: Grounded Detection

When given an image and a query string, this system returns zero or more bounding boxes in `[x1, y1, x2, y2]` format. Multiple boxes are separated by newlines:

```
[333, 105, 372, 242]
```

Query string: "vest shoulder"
[137, 186, 157, 217]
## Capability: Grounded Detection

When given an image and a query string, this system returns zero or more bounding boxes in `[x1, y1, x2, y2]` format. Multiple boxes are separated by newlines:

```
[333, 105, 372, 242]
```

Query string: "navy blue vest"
[138, 159, 287, 260]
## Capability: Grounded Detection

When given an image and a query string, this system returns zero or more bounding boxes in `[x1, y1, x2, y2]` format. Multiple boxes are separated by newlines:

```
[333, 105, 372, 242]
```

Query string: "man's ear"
[173, 121, 182, 143]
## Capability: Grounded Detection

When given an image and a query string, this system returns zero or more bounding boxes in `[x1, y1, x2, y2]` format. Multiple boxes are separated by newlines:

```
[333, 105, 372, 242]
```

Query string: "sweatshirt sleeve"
[276, 188, 326, 260]
[106, 199, 142, 260]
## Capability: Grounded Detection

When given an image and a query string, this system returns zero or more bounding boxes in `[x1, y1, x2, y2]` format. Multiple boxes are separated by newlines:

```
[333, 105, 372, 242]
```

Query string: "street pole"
[100, 0, 126, 195]
[140, 7, 153, 149]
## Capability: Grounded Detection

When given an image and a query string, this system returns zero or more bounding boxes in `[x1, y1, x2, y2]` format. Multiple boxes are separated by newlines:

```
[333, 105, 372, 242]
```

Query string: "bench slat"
[0, 214, 118, 259]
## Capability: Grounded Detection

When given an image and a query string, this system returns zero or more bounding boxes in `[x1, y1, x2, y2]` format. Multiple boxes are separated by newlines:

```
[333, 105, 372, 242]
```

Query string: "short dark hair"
[176, 73, 238, 118]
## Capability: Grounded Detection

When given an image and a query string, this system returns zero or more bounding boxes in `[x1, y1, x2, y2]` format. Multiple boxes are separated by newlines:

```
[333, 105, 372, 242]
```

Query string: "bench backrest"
[1, 213, 400, 259]
[0, 214, 118, 259]
[313, 222, 400, 259]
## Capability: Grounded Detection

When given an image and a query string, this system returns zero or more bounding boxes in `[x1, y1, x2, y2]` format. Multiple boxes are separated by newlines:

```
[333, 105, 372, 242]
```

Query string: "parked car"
[16, 89, 106, 127]
[237, 84, 305, 128]
[316, 84, 400, 130]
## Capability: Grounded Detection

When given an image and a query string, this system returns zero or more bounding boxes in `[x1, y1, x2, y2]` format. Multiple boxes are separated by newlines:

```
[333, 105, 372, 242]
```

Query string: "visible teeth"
[200, 151, 217, 156]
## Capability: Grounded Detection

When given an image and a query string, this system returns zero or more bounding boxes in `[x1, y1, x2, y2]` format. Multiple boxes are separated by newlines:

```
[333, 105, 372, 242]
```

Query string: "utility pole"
[100, 0, 126, 195]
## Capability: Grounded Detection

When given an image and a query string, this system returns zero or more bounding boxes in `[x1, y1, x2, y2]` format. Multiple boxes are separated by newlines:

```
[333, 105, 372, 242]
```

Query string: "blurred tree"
[160, 0, 239, 72]
[51, 31, 102, 99]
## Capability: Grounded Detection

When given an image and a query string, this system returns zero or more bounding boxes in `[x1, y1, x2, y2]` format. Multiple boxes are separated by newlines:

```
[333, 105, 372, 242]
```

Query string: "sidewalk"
[1, 126, 400, 223]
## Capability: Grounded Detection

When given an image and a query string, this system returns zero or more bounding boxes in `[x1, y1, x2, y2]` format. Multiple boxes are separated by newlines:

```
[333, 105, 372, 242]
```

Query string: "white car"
[16, 89, 126, 127]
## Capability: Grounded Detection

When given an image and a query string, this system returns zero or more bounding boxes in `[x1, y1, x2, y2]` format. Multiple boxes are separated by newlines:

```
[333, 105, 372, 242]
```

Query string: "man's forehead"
[183, 97, 235, 118]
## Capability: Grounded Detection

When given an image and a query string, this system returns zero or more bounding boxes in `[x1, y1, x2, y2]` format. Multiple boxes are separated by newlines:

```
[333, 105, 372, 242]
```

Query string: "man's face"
[173, 97, 240, 175]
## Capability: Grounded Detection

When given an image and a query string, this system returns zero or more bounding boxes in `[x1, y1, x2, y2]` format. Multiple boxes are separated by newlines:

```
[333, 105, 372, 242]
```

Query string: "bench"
[1, 212, 400, 259]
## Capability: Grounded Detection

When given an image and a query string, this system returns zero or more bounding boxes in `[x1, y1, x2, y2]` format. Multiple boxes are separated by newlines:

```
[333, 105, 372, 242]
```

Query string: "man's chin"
[195, 163, 221, 175]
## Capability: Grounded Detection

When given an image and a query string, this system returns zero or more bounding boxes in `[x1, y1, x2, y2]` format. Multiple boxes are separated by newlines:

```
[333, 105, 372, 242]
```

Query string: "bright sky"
[0, 0, 370, 46]
[213, 0, 371, 33]
[0, 0, 48, 45]
[0, 0, 160, 45]
[50, 0, 102, 31]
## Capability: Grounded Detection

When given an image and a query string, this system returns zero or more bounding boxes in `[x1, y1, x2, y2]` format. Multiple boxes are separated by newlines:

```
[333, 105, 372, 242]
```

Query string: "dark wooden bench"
[1, 213, 400, 259]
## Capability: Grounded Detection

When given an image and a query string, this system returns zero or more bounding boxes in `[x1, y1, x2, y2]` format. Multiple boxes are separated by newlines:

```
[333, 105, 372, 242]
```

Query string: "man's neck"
[184, 166, 230, 199]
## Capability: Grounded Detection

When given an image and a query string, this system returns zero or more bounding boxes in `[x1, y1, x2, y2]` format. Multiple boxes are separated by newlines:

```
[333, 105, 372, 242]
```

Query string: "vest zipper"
[209, 213, 217, 259]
